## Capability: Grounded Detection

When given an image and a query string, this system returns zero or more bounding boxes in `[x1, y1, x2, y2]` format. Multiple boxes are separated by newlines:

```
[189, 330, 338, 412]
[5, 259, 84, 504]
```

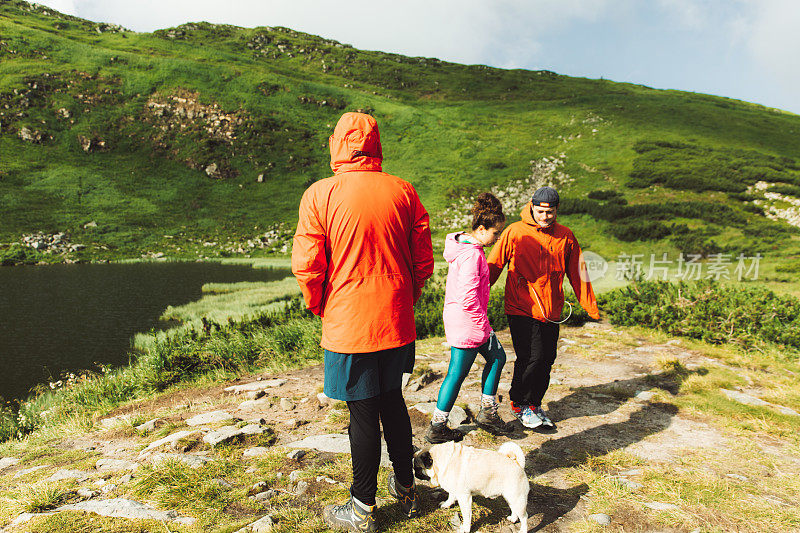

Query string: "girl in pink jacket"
[425, 193, 510, 444]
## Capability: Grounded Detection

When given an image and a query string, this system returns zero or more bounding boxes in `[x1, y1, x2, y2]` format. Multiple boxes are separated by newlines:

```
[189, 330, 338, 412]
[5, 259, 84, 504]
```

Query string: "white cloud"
[35, 0, 616, 68]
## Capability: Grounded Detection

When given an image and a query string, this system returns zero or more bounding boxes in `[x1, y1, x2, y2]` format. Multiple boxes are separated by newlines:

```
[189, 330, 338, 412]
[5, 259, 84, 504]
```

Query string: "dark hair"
[471, 192, 505, 230]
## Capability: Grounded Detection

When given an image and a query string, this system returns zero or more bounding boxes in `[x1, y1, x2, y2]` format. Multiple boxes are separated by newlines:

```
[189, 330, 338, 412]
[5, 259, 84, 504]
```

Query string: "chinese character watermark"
[599, 252, 763, 282]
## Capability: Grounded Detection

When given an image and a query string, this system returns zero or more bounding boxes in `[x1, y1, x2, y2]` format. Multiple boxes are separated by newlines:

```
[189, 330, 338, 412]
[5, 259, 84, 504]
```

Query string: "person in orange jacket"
[292, 112, 434, 532]
[487, 186, 599, 430]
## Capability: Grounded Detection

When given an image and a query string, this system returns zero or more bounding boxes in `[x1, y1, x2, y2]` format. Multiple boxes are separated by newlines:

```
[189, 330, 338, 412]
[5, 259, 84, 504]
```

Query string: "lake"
[0, 262, 292, 402]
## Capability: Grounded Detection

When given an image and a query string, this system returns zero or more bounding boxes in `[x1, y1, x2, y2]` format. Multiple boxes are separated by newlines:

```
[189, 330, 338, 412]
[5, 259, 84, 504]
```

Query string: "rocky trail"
[2, 321, 798, 532]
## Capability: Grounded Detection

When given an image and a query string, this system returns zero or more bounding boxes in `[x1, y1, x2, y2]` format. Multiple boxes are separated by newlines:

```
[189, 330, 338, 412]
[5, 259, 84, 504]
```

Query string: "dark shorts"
[323, 342, 415, 402]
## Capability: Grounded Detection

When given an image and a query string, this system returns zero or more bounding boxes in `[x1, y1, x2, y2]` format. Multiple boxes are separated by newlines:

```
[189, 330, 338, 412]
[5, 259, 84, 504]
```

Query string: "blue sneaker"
[531, 406, 555, 428]
[511, 403, 542, 429]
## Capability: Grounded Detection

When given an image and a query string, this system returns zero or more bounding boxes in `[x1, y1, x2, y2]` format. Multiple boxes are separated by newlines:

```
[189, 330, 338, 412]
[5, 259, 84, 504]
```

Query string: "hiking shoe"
[323, 497, 376, 533]
[531, 406, 555, 428]
[475, 405, 510, 434]
[424, 421, 464, 444]
[387, 474, 419, 518]
[510, 402, 542, 429]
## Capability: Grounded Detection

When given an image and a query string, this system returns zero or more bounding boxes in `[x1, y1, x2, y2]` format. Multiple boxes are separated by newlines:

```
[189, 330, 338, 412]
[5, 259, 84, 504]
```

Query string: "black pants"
[347, 387, 414, 506]
[507, 314, 560, 407]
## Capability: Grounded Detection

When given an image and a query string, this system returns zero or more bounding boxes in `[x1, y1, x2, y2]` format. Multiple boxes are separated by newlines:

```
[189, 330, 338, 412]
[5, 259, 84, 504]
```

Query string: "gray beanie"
[531, 186, 559, 207]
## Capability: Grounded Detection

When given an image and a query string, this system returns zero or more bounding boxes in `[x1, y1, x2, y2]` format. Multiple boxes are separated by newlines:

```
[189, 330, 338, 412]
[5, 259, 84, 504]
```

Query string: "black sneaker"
[323, 497, 376, 533]
[387, 474, 419, 518]
[475, 405, 510, 434]
[424, 421, 464, 444]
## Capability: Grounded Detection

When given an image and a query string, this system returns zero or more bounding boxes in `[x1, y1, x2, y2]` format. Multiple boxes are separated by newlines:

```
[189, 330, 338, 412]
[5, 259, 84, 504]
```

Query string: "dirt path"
[2, 320, 798, 532]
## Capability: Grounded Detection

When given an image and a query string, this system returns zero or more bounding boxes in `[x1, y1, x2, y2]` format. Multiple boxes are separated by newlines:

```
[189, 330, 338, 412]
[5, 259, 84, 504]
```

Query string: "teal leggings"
[435, 333, 507, 412]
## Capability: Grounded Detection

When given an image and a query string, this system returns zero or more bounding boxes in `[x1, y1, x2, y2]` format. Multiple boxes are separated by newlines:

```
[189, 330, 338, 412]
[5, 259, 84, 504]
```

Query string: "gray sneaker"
[531, 406, 555, 428]
[475, 405, 510, 434]
[323, 497, 376, 532]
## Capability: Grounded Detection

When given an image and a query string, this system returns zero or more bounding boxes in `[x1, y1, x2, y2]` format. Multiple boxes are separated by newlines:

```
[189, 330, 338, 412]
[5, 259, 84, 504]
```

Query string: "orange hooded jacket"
[487, 202, 599, 322]
[291, 113, 434, 353]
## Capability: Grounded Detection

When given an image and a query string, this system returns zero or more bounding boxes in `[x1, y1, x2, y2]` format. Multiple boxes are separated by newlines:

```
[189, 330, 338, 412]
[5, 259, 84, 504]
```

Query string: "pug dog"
[414, 440, 529, 533]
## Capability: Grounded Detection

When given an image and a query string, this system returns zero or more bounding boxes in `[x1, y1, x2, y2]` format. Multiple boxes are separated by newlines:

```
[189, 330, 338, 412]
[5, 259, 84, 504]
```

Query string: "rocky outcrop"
[19, 232, 85, 254]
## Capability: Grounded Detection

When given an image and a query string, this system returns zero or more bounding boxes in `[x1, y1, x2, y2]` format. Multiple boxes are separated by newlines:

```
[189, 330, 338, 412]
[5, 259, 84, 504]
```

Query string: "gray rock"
[619, 469, 643, 477]
[237, 514, 274, 532]
[726, 473, 749, 482]
[287, 433, 391, 466]
[287, 449, 307, 460]
[239, 398, 271, 410]
[5, 513, 51, 529]
[643, 501, 679, 511]
[186, 410, 235, 426]
[13, 465, 46, 478]
[280, 398, 295, 411]
[294, 480, 309, 495]
[317, 392, 331, 407]
[151, 453, 211, 469]
[316, 475, 337, 484]
[634, 391, 655, 401]
[100, 415, 132, 429]
[50, 469, 90, 482]
[119, 474, 133, 484]
[721, 389, 770, 407]
[135, 418, 160, 432]
[251, 490, 277, 502]
[95, 458, 140, 473]
[140, 430, 200, 454]
[247, 390, 266, 400]
[623, 480, 643, 491]
[77, 488, 99, 499]
[101, 484, 117, 493]
[775, 405, 800, 416]
[56, 498, 194, 523]
[412, 403, 467, 427]
[225, 379, 287, 394]
[204, 424, 264, 447]
[212, 478, 233, 489]
[589, 513, 611, 525]
[243, 447, 271, 458]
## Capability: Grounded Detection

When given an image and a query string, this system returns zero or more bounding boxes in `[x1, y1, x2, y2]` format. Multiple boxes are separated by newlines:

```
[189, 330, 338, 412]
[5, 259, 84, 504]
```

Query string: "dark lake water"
[0, 262, 292, 402]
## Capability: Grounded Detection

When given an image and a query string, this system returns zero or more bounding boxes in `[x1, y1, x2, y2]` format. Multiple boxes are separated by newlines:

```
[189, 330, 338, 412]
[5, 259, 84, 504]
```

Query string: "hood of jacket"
[520, 201, 555, 232]
[443, 232, 483, 263]
[329, 112, 383, 174]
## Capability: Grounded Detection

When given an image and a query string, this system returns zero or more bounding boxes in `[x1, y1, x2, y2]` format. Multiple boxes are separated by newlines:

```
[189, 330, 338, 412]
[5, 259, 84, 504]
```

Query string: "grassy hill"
[2, 0, 800, 276]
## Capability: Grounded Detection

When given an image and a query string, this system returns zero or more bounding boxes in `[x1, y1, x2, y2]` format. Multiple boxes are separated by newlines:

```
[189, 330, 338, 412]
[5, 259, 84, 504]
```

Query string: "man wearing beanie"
[487, 186, 599, 430]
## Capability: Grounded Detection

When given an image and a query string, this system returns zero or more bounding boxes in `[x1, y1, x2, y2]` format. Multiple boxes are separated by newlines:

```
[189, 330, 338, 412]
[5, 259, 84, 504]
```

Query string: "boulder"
[186, 410, 235, 426]
[225, 379, 286, 394]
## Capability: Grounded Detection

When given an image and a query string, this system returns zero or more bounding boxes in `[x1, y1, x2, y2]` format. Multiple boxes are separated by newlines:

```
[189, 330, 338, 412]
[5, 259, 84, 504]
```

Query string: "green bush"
[587, 189, 626, 203]
[598, 280, 800, 354]
[0, 244, 47, 266]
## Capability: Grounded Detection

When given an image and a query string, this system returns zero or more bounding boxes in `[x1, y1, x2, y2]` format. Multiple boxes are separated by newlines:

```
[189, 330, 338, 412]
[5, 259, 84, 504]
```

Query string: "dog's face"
[413, 447, 435, 484]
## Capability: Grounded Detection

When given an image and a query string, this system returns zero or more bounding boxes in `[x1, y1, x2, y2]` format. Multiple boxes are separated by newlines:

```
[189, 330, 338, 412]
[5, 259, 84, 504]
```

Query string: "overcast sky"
[36, 0, 800, 114]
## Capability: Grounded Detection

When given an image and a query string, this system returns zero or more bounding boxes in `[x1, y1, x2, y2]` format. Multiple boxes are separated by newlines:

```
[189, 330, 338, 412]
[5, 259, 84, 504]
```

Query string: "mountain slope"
[1, 0, 799, 267]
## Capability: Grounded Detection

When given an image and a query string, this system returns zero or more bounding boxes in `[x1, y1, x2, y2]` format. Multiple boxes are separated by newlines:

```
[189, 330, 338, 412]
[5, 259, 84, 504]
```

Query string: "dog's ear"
[419, 450, 433, 469]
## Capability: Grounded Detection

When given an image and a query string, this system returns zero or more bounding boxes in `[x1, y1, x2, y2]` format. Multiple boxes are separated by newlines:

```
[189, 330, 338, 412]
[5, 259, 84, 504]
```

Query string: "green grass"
[1, 0, 800, 266]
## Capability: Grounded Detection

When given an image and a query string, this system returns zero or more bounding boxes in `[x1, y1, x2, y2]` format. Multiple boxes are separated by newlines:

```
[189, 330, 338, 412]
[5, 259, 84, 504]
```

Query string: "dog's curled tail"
[498, 442, 525, 470]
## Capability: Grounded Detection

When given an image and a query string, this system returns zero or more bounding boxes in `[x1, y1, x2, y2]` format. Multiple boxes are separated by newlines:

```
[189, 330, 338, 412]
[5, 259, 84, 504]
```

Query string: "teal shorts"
[323, 342, 415, 402]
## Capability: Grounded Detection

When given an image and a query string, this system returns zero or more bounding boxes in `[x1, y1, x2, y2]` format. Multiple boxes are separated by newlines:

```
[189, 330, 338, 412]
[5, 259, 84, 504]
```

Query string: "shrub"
[587, 189, 626, 203]
[597, 280, 800, 353]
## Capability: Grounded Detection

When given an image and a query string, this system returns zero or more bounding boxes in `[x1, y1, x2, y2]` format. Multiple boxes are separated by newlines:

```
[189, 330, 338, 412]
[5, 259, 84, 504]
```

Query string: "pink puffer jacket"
[442, 232, 492, 348]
